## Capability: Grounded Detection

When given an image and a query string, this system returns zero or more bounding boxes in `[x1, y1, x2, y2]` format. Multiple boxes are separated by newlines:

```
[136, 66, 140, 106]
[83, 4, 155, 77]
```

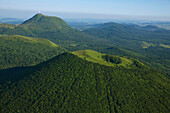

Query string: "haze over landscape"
[0, 0, 170, 113]
[1, 0, 170, 21]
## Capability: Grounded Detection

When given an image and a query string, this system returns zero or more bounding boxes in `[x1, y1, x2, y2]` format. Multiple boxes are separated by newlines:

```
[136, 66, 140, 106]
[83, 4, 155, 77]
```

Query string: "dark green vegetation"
[84, 22, 170, 50]
[102, 55, 122, 64]
[0, 14, 107, 51]
[0, 53, 169, 112]
[0, 14, 169, 112]
[84, 22, 170, 75]
[0, 35, 66, 69]
[1, 14, 169, 75]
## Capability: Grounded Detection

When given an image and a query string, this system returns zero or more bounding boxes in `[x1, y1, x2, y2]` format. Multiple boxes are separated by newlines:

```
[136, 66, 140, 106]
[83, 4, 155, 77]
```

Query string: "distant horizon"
[1, 0, 170, 21]
[1, 0, 170, 16]
[0, 9, 170, 22]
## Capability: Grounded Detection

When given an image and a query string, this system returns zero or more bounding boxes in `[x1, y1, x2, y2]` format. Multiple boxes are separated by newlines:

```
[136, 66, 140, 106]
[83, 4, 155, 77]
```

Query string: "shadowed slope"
[0, 52, 169, 112]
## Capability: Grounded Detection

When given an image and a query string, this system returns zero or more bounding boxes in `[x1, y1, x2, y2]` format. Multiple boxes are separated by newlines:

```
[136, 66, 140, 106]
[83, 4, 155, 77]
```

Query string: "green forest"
[0, 35, 66, 69]
[0, 14, 169, 113]
[0, 14, 169, 75]
[0, 53, 169, 113]
[84, 22, 170, 75]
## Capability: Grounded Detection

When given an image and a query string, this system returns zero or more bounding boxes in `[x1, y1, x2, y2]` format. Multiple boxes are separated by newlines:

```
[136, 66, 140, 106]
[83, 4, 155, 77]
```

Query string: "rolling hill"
[0, 14, 109, 51]
[0, 35, 66, 69]
[83, 22, 170, 75]
[84, 22, 170, 49]
[0, 14, 169, 75]
[0, 52, 169, 112]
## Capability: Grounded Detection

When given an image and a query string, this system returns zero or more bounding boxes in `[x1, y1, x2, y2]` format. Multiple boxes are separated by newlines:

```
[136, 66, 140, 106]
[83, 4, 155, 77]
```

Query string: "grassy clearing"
[160, 43, 170, 48]
[142, 41, 155, 48]
[72, 50, 137, 68]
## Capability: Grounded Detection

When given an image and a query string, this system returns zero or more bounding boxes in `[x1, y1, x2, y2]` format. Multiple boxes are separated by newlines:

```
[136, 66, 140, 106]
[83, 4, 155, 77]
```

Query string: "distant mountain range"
[83, 22, 170, 75]
[0, 18, 24, 24]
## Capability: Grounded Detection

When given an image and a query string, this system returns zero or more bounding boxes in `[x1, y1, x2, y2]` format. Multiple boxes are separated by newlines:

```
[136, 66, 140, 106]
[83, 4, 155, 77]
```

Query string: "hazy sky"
[0, 0, 170, 20]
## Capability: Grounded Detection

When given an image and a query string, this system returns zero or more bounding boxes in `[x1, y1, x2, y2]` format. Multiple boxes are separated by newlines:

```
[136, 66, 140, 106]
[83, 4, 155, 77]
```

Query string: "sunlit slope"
[0, 35, 66, 69]
[72, 50, 144, 68]
[1, 35, 58, 47]
[0, 14, 108, 51]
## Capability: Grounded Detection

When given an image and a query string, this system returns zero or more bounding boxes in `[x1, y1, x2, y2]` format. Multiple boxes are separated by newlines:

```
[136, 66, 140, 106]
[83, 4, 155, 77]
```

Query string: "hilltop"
[0, 14, 108, 51]
[21, 13, 69, 29]
[0, 52, 169, 112]
[72, 50, 144, 68]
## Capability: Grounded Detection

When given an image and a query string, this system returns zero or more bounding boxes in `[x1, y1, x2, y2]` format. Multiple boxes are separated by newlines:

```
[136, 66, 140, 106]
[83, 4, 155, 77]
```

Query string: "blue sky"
[0, 0, 170, 19]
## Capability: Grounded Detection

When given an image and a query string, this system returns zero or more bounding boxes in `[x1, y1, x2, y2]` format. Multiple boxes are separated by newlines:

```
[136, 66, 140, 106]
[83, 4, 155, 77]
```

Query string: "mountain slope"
[0, 52, 169, 112]
[0, 14, 108, 51]
[0, 14, 169, 75]
[84, 22, 170, 49]
[83, 22, 170, 75]
[0, 35, 66, 69]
